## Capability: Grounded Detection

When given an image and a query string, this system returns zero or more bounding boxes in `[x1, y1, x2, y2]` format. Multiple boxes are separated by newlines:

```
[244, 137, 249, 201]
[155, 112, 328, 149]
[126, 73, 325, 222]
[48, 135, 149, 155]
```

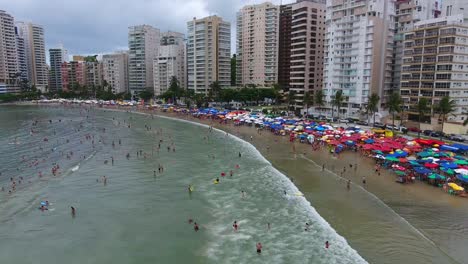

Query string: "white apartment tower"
[0, 10, 18, 92]
[102, 51, 129, 94]
[392, 0, 439, 91]
[15, 22, 48, 91]
[324, 0, 395, 117]
[15, 27, 27, 83]
[443, 0, 468, 20]
[400, 14, 468, 123]
[128, 25, 160, 96]
[153, 31, 185, 96]
[187, 16, 231, 94]
[236, 2, 279, 86]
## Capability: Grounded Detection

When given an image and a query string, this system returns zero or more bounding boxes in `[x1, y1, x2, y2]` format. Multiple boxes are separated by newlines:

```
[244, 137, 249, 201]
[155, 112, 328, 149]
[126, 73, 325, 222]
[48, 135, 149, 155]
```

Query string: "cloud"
[2, 0, 296, 58]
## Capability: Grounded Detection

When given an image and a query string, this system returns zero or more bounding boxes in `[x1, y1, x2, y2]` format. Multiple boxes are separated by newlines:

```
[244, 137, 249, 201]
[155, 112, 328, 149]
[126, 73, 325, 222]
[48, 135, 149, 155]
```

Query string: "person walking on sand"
[362, 176, 366, 185]
[347, 179, 351, 190]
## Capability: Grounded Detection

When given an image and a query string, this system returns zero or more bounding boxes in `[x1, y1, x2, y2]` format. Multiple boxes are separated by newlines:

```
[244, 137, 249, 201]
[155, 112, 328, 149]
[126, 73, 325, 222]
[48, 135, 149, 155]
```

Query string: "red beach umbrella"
[424, 163, 439, 168]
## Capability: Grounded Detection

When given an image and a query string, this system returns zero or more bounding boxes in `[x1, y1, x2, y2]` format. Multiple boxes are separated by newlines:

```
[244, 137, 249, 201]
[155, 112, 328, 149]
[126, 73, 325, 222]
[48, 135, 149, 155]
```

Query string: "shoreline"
[8, 103, 467, 263]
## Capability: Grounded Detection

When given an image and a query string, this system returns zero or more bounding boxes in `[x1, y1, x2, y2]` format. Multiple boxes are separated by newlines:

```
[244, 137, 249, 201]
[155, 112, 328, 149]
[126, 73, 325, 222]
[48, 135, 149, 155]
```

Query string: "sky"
[2, 0, 295, 59]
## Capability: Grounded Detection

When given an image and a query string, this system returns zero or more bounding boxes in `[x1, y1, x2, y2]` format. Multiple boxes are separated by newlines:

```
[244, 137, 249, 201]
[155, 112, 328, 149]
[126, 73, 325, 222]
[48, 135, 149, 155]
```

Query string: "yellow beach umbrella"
[448, 183, 464, 191]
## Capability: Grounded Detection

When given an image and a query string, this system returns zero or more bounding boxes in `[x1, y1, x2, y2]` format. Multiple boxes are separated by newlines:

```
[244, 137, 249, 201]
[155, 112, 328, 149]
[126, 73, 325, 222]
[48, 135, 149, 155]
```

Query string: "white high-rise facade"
[15, 21, 48, 91]
[324, 0, 395, 117]
[236, 2, 279, 86]
[187, 16, 231, 94]
[103, 51, 129, 94]
[443, 0, 468, 20]
[153, 31, 185, 96]
[0, 10, 19, 93]
[128, 25, 160, 96]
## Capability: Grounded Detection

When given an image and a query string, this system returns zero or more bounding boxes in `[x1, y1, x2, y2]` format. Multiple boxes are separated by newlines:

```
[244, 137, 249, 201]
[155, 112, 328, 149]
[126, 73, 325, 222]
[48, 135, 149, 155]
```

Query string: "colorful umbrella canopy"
[428, 173, 446, 180]
[414, 167, 431, 174]
[454, 159, 468, 165]
[424, 163, 439, 168]
[454, 168, 468, 175]
[440, 162, 458, 169]
[440, 167, 455, 175]
[456, 174, 468, 183]
[448, 183, 464, 191]
[394, 170, 406, 176]
[386, 156, 400, 162]
[399, 158, 408, 163]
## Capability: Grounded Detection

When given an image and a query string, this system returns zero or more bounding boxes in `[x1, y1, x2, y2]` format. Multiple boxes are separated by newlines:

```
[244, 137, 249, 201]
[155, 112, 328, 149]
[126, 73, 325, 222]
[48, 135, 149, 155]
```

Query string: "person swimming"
[305, 222, 310, 231]
[325, 241, 330, 249]
[188, 185, 193, 193]
[214, 178, 220, 184]
[194, 222, 199, 232]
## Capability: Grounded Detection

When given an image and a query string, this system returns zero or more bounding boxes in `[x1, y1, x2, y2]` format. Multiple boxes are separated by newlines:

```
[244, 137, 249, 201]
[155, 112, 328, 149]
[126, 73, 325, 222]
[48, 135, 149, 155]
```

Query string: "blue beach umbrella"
[364, 139, 374, 144]
[414, 167, 431, 174]
[440, 162, 458, 169]
[456, 174, 468, 183]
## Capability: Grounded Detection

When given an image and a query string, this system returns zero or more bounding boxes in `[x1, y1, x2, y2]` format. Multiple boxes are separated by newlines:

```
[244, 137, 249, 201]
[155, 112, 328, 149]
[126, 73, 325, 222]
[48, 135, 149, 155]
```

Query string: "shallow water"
[0, 106, 365, 264]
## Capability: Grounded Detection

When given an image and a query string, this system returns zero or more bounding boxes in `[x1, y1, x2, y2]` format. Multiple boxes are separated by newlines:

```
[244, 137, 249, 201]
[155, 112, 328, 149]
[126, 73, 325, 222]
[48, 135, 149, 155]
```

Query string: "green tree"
[314, 90, 324, 116]
[366, 93, 380, 126]
[332, 90, 344, 121]
[436, 96, 456, 134]
[231, 54, 237, 86]
[387, 92, 402, 133]
[417, 98, 429, 137]
[139, 90, 154, 101]
[272, 83, 282, 105]
[209, 81, 222, 102]
[303, 91, 312, 116]
[287, 90, 296, 111]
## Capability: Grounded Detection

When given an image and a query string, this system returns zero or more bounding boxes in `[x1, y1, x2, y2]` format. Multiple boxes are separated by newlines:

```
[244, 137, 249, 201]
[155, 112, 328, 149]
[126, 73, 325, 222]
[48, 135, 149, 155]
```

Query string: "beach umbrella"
[394, 170, 406, 176]
[407, 156, 417, 161]
[372, 150, 384, 155]
[424, 163, 439, 168]
[399, 158, 408, 163]
[409, 161, 422, 167]
[386, 156, 400, 162]
[456, 174, 468, 183]
[428, 173, 446, 180]
[417, 152, 432, 158]
[448, 183, 464, 191]
[440, 167, 455, 175]
[454, 159, 468, 165]
[414, 167, 431, 174]
[440, 162, 458, 169]
[454, 168, 468, 175]
[364, 139, 374, 144]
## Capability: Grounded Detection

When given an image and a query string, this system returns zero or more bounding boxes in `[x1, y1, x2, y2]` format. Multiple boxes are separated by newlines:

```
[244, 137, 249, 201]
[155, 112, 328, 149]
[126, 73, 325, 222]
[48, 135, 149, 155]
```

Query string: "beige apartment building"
[0, 10, 18, 93]
[102, 51, 129, 94]
[186, 16, 231, 94]
[400, 14, 468, 124]
[236, 2, 279, 87]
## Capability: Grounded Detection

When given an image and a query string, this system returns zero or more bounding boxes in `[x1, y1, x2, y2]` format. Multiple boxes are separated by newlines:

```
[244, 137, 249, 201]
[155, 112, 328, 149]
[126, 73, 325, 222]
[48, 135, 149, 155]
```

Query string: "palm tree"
[417, 98, 429, 137]
[387, 92, 402, 133]
[209, 81, 222, 102]
[366, 93, 380, 126]
[437, 96, 456, 134]
[303, 91, 312, 116]
[332, 90, 344, 121]
[272, 83, 282, 105]
[314, 90, 325, 116]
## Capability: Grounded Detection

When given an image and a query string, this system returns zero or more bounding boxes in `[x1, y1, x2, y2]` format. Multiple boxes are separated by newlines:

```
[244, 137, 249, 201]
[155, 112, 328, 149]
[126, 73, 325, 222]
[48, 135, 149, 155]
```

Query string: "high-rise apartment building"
[102, 51, 129, 94]
[85, 61, 103, 88]
[0, 10, 19, 93]
[400, 14, 468, 124]
[128, 25, 160, 96]
[48, 47, 68, 92]
[278, 4, 293, 90]
[61, 61, 86, 91]
[324, 0, 395, 117]
[236, 2, 279, 87]
[153, 31, 185, 96]
[392, 0, 439, 92]
[15, 22, 48, 91]
[289, 0, 326, 109]
[187, 16, 231, 94]
[15, 27, 27, 83]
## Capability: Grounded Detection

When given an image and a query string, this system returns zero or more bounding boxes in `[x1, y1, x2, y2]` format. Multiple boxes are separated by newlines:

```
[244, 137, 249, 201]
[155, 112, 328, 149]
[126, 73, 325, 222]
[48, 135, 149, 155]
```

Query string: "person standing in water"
[71, 206, 76, 218]
[256, 242, 262, 254]
[233, 221, 238, 231]
[194, 222, 199, 232]
[325, 241, 330, 249]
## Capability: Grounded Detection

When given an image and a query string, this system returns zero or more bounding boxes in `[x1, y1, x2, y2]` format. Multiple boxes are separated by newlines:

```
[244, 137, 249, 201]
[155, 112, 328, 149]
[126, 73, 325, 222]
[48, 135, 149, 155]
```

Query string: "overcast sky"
[3, 0, 295, 58]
